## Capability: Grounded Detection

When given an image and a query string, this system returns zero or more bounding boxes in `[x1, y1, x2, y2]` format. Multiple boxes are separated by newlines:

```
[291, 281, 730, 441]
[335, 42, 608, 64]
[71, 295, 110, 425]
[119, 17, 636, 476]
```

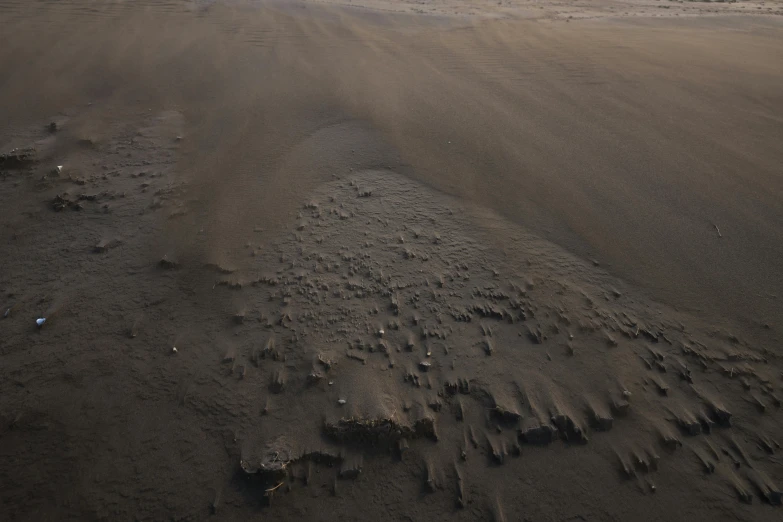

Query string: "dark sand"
[1, 1, 782, 520]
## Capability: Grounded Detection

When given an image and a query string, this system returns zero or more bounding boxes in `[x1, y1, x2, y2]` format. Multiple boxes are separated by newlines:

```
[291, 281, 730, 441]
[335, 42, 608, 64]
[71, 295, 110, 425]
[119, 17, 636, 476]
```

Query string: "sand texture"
[1, 1, 782, 520]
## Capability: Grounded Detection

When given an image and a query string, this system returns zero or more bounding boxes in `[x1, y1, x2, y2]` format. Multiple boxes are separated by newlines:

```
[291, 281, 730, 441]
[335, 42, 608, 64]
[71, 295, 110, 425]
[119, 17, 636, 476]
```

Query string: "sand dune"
[1, 1, 782, 520]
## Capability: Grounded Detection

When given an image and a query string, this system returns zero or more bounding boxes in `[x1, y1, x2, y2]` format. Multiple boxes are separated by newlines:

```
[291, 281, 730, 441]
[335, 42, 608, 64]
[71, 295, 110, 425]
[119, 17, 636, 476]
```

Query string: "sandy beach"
[1, 1, 782, 520]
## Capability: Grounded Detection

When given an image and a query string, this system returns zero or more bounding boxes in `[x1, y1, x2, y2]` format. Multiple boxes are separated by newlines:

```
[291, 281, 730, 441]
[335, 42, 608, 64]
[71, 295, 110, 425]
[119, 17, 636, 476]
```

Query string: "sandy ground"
[1, 1, 782, 520]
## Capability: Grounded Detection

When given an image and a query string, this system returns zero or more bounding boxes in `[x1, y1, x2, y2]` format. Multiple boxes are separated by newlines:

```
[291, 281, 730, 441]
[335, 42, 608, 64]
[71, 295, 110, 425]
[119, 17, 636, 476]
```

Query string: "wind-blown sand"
[1, 1, 782, 520]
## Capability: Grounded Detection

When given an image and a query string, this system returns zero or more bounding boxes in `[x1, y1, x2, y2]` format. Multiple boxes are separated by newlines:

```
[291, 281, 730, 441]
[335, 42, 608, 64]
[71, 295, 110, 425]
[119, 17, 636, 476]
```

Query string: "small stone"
[338, 399, 347, 405]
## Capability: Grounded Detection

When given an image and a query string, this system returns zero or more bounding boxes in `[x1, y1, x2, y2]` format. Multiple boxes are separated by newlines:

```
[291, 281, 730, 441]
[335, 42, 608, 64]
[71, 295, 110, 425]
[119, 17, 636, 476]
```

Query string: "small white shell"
[337, 399, 346, 405]
[36, 318, 46, 327]
[172, 346, 178, 353]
